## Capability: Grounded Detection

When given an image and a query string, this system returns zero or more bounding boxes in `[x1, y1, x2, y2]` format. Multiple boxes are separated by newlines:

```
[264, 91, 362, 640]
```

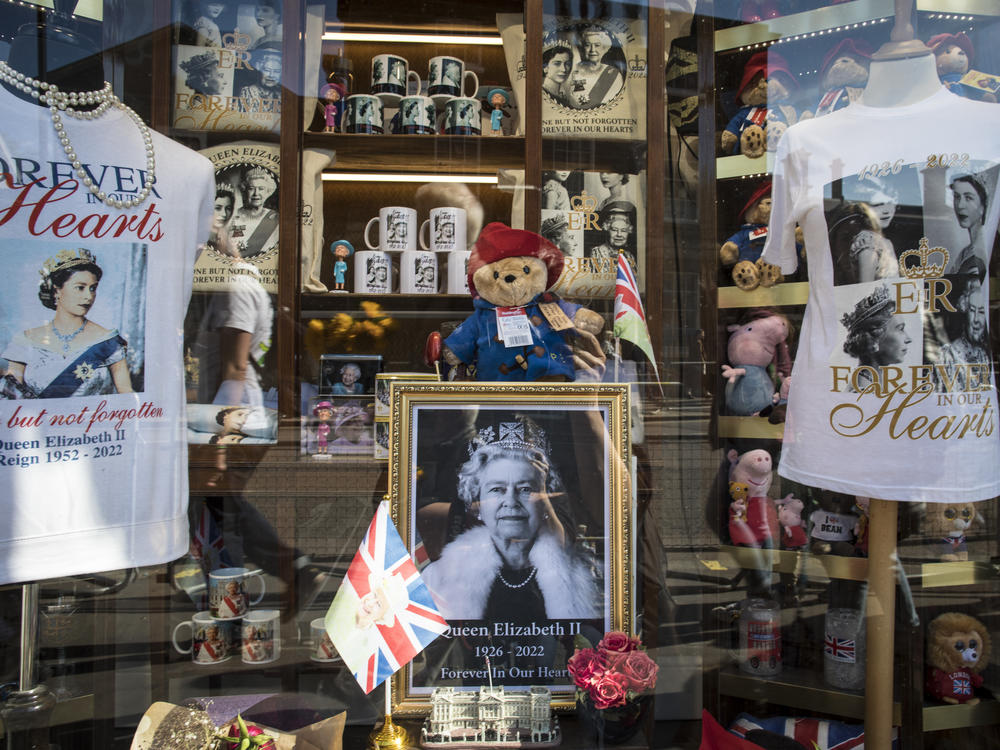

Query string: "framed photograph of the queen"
[388, 382, 632, 715]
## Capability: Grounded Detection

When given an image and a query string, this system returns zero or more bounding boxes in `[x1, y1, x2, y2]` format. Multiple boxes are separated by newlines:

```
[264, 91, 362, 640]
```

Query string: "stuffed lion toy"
[926, 612, 991, 705]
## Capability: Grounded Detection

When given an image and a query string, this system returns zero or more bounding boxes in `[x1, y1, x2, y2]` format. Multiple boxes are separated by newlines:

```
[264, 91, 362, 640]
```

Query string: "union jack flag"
[729, 713, 896, 749]
[325, 501, 449, 694]
[613, 253, 660, 382]
[824, 635, 856, 663]
[190, 504, 233, 573]
[953, 676, 973, 696]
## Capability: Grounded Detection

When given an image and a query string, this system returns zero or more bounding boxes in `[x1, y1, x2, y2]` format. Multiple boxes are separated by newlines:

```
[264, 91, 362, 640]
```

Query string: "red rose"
[568, 648, 605, 689]
[598, 631, 639, 654]
[225, 719, 277, 750]
[591, 672, 630, 710]
[621, 649, 659, 692]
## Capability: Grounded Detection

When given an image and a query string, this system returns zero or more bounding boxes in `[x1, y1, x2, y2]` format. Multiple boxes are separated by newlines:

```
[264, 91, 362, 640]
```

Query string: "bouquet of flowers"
[567, 631, 659, 710]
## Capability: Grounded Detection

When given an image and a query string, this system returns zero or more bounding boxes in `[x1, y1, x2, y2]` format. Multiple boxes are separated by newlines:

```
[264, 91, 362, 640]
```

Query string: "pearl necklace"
[51, 319, 87, 353]
[497, 566, 536, 589]
[0, 60, 155, 210]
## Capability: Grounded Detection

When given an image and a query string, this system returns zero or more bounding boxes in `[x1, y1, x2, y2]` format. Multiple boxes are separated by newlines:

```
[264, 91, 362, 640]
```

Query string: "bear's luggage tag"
[537, 301, 574, 332]
[496, 306, 533, 348]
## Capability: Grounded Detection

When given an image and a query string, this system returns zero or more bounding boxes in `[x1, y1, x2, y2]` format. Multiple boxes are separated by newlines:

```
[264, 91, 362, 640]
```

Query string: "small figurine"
[926, 612, 991, 705]
[721, 51, 801, 157]
[312, 400, 333, 456]
[485, 87, 511, 136]
[924, 501, 978, 562]
[320, 82, 346, 132]
[421, 686, 559, 747]
[329, 239, 353, 292]
[728, 481, 758, 546]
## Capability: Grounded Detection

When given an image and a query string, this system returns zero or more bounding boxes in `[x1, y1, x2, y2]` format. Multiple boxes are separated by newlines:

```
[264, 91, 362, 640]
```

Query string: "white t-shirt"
[762, 88, 1000, 503]
[0, 86, 214, 583]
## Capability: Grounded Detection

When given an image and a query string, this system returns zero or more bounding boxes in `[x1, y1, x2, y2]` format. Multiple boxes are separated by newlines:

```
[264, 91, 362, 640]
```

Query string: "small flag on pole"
[325, 501, 449, 694]
[613, 252, 660, 382]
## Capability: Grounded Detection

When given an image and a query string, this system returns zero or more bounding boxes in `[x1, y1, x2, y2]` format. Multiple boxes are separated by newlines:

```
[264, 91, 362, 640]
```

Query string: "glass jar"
[739, 598, 781, 676]
[824, 607, 865, 690]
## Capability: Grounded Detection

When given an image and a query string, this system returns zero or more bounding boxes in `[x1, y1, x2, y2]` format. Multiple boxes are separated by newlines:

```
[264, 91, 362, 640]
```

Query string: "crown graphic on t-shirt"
[40, 248, 97, 279]
[570, 190, 598, 213]
[899, 238, 949, 280]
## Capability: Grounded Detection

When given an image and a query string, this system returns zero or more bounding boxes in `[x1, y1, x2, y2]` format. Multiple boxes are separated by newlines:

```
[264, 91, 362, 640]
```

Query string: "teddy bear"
[721, 309, 792, 417]
[725, 448, 799, 548]
[719, 182, 784, 291]
[807, 38, 872, 118]
[924, 502, 979, 562]
[721, 51, 800, 158]
[808, 490, 857, 556]
[928, 32, 995, 102]
[776, 495, 806, 550]
[437, 223, 604, 381]
[926, 612, 991, 705]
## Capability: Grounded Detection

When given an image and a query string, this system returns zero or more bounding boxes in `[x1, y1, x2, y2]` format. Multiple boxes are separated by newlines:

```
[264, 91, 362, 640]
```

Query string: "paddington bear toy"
[721, 51, 800, 158]
[810, 38, 872, 118]
[928, 32, 995, 102]
[720, 182, 784, 291]
[439, 223, 604, 381]
[809, 491, 858, 556]
[926, 612, 991, 705]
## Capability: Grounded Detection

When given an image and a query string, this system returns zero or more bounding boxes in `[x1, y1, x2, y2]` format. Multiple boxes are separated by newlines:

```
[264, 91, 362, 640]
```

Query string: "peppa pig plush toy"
[721, 310, 792, 417]
[776, 496, 807, 550]
[726, 448, 797, 548]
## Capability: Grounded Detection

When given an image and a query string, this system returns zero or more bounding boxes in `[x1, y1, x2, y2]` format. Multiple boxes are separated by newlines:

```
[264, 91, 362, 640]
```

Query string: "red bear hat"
[739, 181, 772, 222]
[737, 50, 798, 99]
[467, 222, 565, 297]
[927, 32, 974, 64]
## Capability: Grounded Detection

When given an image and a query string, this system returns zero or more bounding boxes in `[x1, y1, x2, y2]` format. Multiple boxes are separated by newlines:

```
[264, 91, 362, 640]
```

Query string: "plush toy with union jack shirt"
[926, 612, 991, 705]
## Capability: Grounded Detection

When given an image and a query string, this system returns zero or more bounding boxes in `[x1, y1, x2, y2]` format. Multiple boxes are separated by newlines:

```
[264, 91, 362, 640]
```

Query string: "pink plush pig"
[727, 448, 779, 546]
[777, 496, 807, 549]
[721, 310, 791, 417]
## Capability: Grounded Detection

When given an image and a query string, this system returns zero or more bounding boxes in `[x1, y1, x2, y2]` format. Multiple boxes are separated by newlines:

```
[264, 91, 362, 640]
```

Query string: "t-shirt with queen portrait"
[0, 85, 214, 583]
[761, 87, 1000, 503]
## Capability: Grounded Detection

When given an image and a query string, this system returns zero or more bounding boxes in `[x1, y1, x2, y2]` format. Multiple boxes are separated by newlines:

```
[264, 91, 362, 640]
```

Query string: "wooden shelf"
[302, 292, 475, 317]
[719, 665, 901, 723]
[714, 0, 894, 51]
[718, 281, 809, 308]
[167, 646, 344, 680]
[306, 133, 524, 174]
[913, 561, 997, 589]
[923, 699, 1000, 732]
[713, 545, 869, 581]
[717, 153, 774, 180]
[717, 415, 785, 440]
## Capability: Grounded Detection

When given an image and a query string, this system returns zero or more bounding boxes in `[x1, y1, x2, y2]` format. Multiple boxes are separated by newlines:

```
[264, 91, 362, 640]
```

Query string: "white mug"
[446, 250, 472, 295]
[310, 617, 340, 662]
[173, 611, 237, 665]
[419, 207, 467, 252]
[209, 567, 265, 620]
[365, 206, 417, 251]
[394, 95, 436, 135]
[354, 250, 393, 294]
[399, 250, 439, 294]
[241, 609, 281, 664]
[371, 54, 421, 104]
[428, 56, 479, 100]
[443, 96, 481, 135]
[343, 94, 384, 134]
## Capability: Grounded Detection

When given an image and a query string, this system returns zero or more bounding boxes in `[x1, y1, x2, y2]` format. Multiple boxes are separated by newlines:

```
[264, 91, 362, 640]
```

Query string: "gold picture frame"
[387, 382, 632, 716]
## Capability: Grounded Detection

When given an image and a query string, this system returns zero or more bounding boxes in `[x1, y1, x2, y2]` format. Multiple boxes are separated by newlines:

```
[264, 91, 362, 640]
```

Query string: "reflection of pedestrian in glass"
[827, 200, 898, 285]
[935, 259, 988, 393]
[841, 284, 911, 393]
[2, 250, 132, 399]
[947, 174, 988, 274]
[563, 26, 625, 110]
[180, 51, 225, 106]
[542, 45, 573, 105]
[421, 418, 600, 621]
[215, 406, 250, 438]
[192, 1, 226, 47]
[542, 170, 572, 211]
[332, 363, 364, 395]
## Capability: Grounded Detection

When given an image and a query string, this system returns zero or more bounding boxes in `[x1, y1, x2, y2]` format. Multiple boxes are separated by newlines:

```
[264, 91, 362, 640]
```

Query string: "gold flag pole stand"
[369, 681, 409, 750]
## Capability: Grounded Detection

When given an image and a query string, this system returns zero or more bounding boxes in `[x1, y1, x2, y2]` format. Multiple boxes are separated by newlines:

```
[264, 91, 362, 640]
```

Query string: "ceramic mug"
[173, 611, 237, 665]
[393, 95, 437, 134]
[310, 618, 340, 662]
[365, 206, 417, 251]
[371, 54, 421, 103]
[442, 96, 481, 136]
[354, 250, 393, 294]
[446, 250, 472, 295]
[399, 250, 440, 294]
[241, 609, 280, 664]
[419, 206, 467, 252]
[343, 94, 384, 134]
[209, 567, 265, 620]
[428, 56, 479, 100]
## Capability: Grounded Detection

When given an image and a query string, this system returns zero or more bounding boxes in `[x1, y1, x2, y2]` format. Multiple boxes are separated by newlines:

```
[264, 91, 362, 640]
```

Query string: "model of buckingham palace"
[420, 686, 561, 748]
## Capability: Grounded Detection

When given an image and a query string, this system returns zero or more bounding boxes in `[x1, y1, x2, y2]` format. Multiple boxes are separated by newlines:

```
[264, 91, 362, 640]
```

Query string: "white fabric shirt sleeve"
[761, 131, 801, 274]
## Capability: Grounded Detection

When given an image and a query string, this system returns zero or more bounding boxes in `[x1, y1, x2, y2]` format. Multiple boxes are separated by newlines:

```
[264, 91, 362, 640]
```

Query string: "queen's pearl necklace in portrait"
[498, 565, 537, 589]
[0, 59, 155, 210]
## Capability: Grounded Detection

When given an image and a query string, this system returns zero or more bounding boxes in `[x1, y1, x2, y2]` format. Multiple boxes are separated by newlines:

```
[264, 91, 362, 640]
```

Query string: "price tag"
[538, 302, 574, 331]
[496, 307, 533, 348]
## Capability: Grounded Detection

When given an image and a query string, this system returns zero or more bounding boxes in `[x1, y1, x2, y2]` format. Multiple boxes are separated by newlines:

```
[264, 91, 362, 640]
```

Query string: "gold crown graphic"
[40, 248, 97, 279]
[222, 31, 252, 53]
[840, 284, 892, 331]
[570, 190, 598, 213]
[899, 238, 949, 280]
[468, 420, 548, 457]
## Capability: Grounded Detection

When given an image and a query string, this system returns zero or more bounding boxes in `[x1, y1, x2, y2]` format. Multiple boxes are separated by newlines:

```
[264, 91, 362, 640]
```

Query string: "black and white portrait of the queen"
[389, 383, 631, 707]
